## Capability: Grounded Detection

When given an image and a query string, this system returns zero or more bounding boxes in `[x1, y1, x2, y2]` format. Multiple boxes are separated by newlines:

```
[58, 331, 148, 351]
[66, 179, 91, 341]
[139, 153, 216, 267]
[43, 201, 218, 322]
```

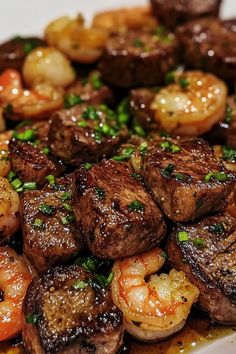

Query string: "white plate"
[0, 1, 236, 353]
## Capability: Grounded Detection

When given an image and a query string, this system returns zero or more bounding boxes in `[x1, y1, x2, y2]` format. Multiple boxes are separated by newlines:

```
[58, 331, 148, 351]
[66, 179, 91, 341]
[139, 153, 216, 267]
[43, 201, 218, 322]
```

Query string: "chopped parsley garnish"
[91, 74, 103, 90]
[74, 255, 111, 273]
[73, 280, 88, 290]
[174, 173, 185, 181]
[128, 200, 144, 212]
[84, 162, 92, 170]
[112, 147, 135, 161]
[60, 192, 71, 202]
[61, 214, 75, 225]
[204, 172, 229, 182]
[193, 237, 205, 248]
[26, 313, 39, 325]
[39, 203, 55, 215]
[62, 202, 72, 212]
[77, 121, 87, 128]
[131, 172, 141, 180]
[165, 71, 176, 85]
[177, 231, 189, 242]
[64, 94, 83, 108]
[73, 272, 114, 291]
[45, 174, 56, 186]
[13, 129, 36, 142]
[82, 106, 99, 120]
[160, 141, 181, 153]
[133, 38, 144, 47]
[133, 122, 146, 137]
[209, 222, 226, 234]
[42, 147, 50, 155]
[179, 78, 189, 89]
[33, 218, 44, 229]
[95, 187, 106, 200]
[139, 141, 148, 154]
[162, 163, 175, 177]
[117, 98, 130, 124]
[8, 170, 17, 182]
[222, 146, 236, 162]
[225, 104, 233, 124]
[93, 131, 102, 143]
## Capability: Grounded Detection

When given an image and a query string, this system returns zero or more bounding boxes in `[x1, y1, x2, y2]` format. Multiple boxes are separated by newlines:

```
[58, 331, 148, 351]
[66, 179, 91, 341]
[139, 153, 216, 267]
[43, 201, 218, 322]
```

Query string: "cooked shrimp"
[151, 71, 227, 136]
[0, 177, 20, 244]
[112, 248, 199, 342]
[92, 6, 157, 33]
[0, 246, 33, 341]
[0, 69, 63, 120]
[23, 47, 75, 88]
[0, 130, 12, 177]
[45, 15, 108, 64]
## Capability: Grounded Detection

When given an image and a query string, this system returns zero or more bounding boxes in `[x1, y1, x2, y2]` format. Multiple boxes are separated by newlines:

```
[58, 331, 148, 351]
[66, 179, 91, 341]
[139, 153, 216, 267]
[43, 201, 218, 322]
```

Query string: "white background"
[0, 0, 235, 353]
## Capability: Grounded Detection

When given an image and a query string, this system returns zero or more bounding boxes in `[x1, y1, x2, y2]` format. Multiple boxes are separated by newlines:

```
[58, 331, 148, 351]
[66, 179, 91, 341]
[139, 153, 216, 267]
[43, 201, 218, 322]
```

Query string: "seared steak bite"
[129, 88, 157, 131]
[177, 17, 236, 82]
[48, 104, 128, 166]
[142, 138, 235, 222]
[9, 121, 65, 186]
[167, 213, 236, 324]
[150, 0, 221, 28]
[66, 71, 114, 106]
[73, 160, 166, 259]
[99, 29, 178, 88]
[22, 265, 124, 354]
[21, 174, 82, 271]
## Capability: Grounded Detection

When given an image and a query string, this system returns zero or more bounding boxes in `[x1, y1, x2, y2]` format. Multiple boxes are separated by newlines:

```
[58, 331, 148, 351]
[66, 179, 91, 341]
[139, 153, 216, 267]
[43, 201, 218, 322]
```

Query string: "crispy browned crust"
[177, 17, 236, 81]
[142, 138, 235, 222]
[22, 265, 124, 354]
[9, 121, 65, 186]
[167, 213, 236, 324]
[73, 159, 166, 259]
[48, 105, 128, 166]
[150, 0, 221, 28]
[99, 29, 179, 88]
[21, 174, 83, 271]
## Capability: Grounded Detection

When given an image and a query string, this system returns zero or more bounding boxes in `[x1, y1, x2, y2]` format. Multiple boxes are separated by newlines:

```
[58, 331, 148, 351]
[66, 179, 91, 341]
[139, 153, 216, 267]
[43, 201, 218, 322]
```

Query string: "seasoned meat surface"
[66, 71, 114, 106]
[22, 265, 124, 354]
[21, 175, 82, 271]
[73, 160, 166, 259]
[142, 138, 235, 222]
[100, 29, 178, 88]
[0, 36, 45, 72]
[178, 17, 236, 81]
[129, 88, 157, 130]
[9, 121, 65, 186]
[150, 0, 221, 28]
[167, 213, 236, 324]
[49, 104, 128, 166]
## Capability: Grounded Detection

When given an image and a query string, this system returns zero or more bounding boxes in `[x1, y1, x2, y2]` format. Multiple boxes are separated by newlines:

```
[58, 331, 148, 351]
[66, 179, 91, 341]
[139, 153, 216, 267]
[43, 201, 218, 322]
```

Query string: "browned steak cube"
[177, 17, 236, 82]
[21, 174, 83, 271]
[167, 213, 236, 324]
[66, 71, 114, 106]
[9, 121, 65, 186]
[99, 29, 178, 88]
[150, 0, 221, 28]
[48, 104, 128, 166]
[142, 138, 235, 222]
[22, 265, 124, 354]
[129, 88, 158, 131]
[73, 160, 166, 259]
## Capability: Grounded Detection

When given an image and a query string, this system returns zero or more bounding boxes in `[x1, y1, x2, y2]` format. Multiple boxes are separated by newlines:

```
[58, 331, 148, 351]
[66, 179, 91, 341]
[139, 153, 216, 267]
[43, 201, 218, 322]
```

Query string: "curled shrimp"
[151, 71, 227, 136]
[0, 69, 63, 120]
[0, 130, 12, 178]
[0, 246, 33, 341]
[22, 47, 75, 88]
[92, 6, 158, 33]
[112, 248, 199, 342]
[0, 177, 20, 244]
[45, 15, 108, 64]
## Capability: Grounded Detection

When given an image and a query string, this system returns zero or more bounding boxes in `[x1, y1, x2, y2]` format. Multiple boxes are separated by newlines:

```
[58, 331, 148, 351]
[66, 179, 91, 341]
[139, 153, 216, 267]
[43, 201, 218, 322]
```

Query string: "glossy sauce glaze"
[1, 312, 235, 354]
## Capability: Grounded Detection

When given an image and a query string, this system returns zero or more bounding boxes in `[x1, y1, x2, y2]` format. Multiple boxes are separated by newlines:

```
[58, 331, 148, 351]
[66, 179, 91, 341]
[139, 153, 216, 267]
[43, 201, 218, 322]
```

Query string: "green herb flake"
[23, 40, 38, 55]
[177, 231, 189, 242]
[139, 141, 148, 154]
[11, 178, 23, 191]
[91, 74, 103, 90]
[95, 187, 106, 200]
[73, 280, 88, 290]
[62, 202, 72, 212]
[193, 237, 205, 248]
[82, 106, 99, 120]
[42, 147, 50, 155]
[13, 129, 36, 142]
[61, 214, 75, 225]
[128, 199, 144, 212]
[174, 173, 185, 181]
[162, 163, 175, 177]
[204, 172, 229, 182]
[209, 222, 226, 235]
[131, 172, 141, 180]
[77, 120, 88, 128]
[179, 78, 189, 89]
[45, 174, 56, 186]
[117, 98, 130, 124]
[112, 146, 135, 161]
[222, 146, 236, 162]
[33, 218, 44, 229]
[22, 181, 37, 190]
[60, 192, 71, 202]
[225, 104, 233, 124]
[84, 162, 92, 170]
[161, 251, 168, 259]
[64, 94, 83, 108]
[160, 141, 181, 153]
[8, 170, 16, 182]
[26, 313, 39, 325]
[165, 71, 176, 85]
[39, 203, 55, 216]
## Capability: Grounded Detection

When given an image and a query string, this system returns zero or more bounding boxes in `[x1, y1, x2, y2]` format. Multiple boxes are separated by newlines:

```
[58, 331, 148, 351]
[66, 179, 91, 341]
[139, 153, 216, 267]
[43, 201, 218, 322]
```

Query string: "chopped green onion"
[209, 222, 226, 234]
[139, 141, 148, 154]
[61, 192, 71, 202]
[33, 218, 44, 229]
[222, 145, 236, 162]
[91, 74, 103, 90]
[11, 178, 23, 190]
[13, 129, 36, 142]
[177, 231, 189, 242]
[133, 123, 146, 137]
[133, 38, 144, 47]
[45, 174, 56, 186]
[128, 199, 144, 212]
[112, 147, 134, 161]
[179, 78, 189, 89]
[39, 203, 55, 215]
[73, 280, 88, 290]
[82, 106, 99, 120]
[95, 187, 106, 200]
[77, 121, 88, 128]
[23, 39, 38, 55]
[42, 147, 50, 155]
[61, 214, 75, 225]
[193, 237, 205, 248]
[8, 170, 16, 182]
[131, 172, 141, 180]
[22, 181, 37, 190]
[162, 163, 175, 177]
[84, 162, 92, 170]
[161, 251, 168, 259]
[165, 71, 175, 85]
[64, 94, 83, 108]
[225, 104, 233, 124]
[174, 173, 185, 181]
[160, 141, 181, 153]
[26, 313, 39, 324]
[62, 202, 72, 212]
